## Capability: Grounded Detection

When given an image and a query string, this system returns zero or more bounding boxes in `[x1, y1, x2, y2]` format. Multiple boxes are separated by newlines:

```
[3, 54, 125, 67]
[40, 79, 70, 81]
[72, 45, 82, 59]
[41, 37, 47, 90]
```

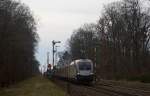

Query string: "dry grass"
[0, 76, 66, 96]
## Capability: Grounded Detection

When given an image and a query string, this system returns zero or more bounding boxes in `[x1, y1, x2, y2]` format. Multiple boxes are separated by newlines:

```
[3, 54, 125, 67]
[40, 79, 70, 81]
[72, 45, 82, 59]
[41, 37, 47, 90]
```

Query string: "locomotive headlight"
[90, 73, 94, 75]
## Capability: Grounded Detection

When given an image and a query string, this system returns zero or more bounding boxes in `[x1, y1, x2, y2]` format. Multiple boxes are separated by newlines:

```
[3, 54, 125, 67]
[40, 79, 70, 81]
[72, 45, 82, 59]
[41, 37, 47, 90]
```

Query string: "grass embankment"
[0, 76, 66, 96]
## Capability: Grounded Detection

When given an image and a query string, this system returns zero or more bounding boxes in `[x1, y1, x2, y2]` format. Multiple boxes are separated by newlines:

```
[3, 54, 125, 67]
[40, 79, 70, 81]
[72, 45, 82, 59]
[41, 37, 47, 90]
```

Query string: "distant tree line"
[59, 0, 150, 82]
[0, 0, 39, 87]
[57, 51, 71, 67]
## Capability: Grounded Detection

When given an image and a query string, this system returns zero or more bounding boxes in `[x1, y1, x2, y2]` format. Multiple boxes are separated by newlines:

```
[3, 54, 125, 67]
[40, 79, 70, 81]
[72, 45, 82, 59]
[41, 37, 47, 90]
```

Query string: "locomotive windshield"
[78, 62, 91, 70]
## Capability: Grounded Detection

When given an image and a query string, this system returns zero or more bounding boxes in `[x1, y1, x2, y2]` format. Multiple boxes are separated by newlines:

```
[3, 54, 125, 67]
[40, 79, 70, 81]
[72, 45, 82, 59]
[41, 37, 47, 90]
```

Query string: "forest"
[58, 0, 150, 82]
[0, 0, 39, 87]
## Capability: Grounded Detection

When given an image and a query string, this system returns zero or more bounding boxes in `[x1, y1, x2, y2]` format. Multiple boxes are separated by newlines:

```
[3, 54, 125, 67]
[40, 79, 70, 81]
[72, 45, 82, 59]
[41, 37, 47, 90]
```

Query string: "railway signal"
[52, 40, 61, 69]
[47, 64, 51, 70]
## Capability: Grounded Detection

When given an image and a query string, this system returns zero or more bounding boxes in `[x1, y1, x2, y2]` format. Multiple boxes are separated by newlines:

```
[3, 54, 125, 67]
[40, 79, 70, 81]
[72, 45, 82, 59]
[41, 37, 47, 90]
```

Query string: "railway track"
[53, 77, 150, 96]
[96, 82, 150, 96]
[82, 85, 139, 96]
[76, 81, 150, 96]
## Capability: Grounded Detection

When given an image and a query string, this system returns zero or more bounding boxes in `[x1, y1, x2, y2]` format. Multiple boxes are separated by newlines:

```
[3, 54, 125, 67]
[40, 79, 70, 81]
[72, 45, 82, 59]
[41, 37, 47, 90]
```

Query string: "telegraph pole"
[55, 46, 60, 65]
[52, 41, 55, 68]
[94, 47, 97, 83]
[47, 52, 49, 65]
[93, 40, 100, 84]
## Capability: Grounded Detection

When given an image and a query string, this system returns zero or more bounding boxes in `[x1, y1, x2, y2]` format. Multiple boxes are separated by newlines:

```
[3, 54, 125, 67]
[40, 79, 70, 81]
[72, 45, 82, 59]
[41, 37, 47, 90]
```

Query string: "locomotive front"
[76, 59, 94, 82]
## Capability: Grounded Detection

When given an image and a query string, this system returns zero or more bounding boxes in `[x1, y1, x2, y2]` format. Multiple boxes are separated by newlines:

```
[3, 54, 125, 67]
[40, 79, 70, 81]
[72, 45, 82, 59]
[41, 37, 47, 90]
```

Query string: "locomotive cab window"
[78, 62, 91, 70]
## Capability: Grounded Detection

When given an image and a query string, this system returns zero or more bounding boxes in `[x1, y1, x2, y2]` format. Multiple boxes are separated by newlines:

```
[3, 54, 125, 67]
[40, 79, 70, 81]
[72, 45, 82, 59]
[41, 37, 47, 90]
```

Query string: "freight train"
[54, 59, 94, 83]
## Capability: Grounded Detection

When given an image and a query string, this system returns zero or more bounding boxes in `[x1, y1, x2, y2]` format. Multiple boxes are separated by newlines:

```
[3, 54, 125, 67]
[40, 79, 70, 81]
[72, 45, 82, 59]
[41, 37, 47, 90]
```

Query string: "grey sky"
[21, 0, 118, 66]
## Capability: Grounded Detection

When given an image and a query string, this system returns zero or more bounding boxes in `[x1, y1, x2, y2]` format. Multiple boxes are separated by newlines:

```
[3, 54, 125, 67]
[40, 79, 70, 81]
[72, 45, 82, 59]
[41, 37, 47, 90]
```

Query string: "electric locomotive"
[54, 59, 94, 82]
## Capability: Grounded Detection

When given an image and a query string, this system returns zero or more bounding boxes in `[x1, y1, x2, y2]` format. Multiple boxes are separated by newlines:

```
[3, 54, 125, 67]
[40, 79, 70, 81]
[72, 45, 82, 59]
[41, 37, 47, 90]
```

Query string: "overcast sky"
[21, 0, 118, 66]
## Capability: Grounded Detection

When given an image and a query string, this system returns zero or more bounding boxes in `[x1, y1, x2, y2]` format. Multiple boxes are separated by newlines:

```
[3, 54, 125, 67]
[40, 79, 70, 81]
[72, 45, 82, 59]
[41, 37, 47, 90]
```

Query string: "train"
[54, 59, 94, 83]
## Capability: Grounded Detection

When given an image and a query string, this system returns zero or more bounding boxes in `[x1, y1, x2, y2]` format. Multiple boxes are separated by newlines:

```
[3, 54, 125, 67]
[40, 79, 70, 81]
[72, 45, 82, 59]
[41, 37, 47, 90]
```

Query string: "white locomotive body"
[55, 59, 94, 82]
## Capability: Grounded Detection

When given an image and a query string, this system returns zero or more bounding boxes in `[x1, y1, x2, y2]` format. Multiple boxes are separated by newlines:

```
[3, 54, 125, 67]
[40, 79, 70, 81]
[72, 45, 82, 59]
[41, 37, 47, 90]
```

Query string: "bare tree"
[97, 0, 150, 79]
[0, 0, 39, 87]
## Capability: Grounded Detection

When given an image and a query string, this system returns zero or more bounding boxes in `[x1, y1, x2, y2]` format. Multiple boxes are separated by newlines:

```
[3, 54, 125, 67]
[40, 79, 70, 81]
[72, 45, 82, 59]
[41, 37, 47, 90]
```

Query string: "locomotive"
[54, 59, 94, 82]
